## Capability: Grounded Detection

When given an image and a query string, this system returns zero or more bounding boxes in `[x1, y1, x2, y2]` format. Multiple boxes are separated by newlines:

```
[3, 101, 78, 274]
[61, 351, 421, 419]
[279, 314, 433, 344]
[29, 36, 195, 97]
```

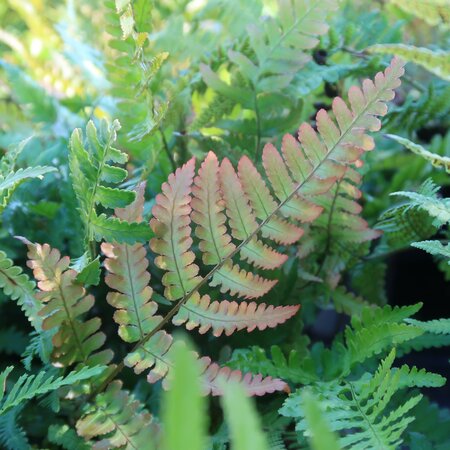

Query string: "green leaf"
[161, 341, 208, 450]
[0, 166, 56, 192]
[72, 254, 101, 287]
[91, 213, 152, 243]
[0, 366, 106, 415]
[133, 0, 152, 33]
[303, 390, 341, 450]
[386, 134, 450, 173]
[367, 44, 450, 81]
[221, 381, 269, 450]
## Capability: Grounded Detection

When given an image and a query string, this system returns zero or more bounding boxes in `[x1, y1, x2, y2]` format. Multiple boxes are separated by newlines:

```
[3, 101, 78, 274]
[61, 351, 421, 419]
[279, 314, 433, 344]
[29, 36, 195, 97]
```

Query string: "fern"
[23, 240, 113, 367]
[316, 167, 380, 244]
[0, 365, 105, 415]
[150, 58, 404, 305]
[200, 0, 339, 154]
[368, 44, 450, 81]
[378, 204, 437, 248]
[386, 134, 450, 172]
[281, 349, 446, 450]
[389, 0, 450, 27]
[412, 240, 450, 263]
[201, 0, 338, 97]
[0, 250, 41, 330]
[229, 303, 425, 385]
[104, 0, 169, 159]
[302, 390, 341, 450]
[76, 380, 157, 450]
[100, 58, 402, 392]
[48, 424, 90, 450]
[406, 318, 450, 334]
[69, 119, 152, 257]
[0, 138, 56, 213]
[392, 179, 450, 227]
[0, 406, 30, 450]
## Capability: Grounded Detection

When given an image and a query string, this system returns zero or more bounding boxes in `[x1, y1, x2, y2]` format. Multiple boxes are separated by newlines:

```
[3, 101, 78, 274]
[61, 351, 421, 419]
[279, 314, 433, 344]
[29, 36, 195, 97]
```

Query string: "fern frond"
[76, 380, 157, 449]
[228, 345, 314, 385]
[104, 0, 168, 156]
[302, 390, 341, 450]
[69, 119, 151, 253]
[345, 303, 424, 366]
[24, 241, 113, 367]
[412, 240, 450, 263]
[103, 183, 288, 395]
[0, 407, 30, 450]
[0, 166, 56, 193]
[0, 365, 105, 415]
[368, 44, 450, 81]
[200, 356, 289, 396]
[0, 140, 55, 212]
[331, 287, 369, 316]
[201, 0, 338, 97]
[389, 0, 450, 27]
[386, 134, 450, 172]
[392, 180, 450, 227]
[281, 349, 443, 450]
[0, 250, 41, 330]
[102, 183, 162, 343]
[406, 318, 450, 334]
[378, 204, 437, 248]
[151, 58, 405, 304]
[48, 424, 90, 450]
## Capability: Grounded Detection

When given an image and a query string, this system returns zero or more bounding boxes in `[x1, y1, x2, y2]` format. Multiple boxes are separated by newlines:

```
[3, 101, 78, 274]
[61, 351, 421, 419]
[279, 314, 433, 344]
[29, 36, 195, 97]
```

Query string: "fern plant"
[1, 1, 449, 448]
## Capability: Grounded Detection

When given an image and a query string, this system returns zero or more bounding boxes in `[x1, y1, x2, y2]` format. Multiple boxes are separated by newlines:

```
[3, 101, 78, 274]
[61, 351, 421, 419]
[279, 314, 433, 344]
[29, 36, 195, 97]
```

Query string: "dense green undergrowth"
[0, 0, 449, 449]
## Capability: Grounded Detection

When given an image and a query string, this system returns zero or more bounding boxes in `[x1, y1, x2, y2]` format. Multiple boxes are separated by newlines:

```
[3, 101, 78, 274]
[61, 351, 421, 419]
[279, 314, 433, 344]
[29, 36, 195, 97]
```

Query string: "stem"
[254, 89, 262, 160]
[159, 128, 176, 172]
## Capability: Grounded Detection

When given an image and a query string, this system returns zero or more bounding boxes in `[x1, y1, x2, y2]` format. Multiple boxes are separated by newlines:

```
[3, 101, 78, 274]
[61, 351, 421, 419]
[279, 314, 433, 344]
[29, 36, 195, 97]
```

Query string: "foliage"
[0, 0, 448, 449]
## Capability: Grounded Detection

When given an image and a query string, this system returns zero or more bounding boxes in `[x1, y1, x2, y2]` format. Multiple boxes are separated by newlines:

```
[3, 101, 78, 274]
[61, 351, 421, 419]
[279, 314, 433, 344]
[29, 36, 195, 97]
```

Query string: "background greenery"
[0, 0, 449, 449]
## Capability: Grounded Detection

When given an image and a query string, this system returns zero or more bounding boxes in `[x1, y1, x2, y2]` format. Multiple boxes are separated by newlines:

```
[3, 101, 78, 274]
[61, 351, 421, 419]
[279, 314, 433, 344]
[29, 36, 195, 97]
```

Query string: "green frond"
[331, 286, 369, 316]
[378, 204, 437, 248]
[412, 240, 450, 263]
[221, 381, 270, 450]
[162, 342, 207, 450]
[69, 119, 152, 255]
[0, 365, 105, 415]
[406, 318, 450, 334]
[201, 0, 338, 98]
[302, 390, 341, 450]
[0, 406, 30, 450]
[104, 0, 168, 158]
[0, 250, 41, 330]
[0, 165, 56, 193]
[281, 349, 443, 450]
[391, 180, 450, 228]
[48, 424, 90, 450]
[386, 134, 450, 173]
[389, 0, 450, 27]
[367, 44, 449, 81]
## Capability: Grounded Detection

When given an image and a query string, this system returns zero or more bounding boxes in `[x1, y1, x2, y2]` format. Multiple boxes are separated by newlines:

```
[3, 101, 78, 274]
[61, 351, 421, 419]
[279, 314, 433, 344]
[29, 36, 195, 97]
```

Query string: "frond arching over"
[150, 58, 405, 304]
